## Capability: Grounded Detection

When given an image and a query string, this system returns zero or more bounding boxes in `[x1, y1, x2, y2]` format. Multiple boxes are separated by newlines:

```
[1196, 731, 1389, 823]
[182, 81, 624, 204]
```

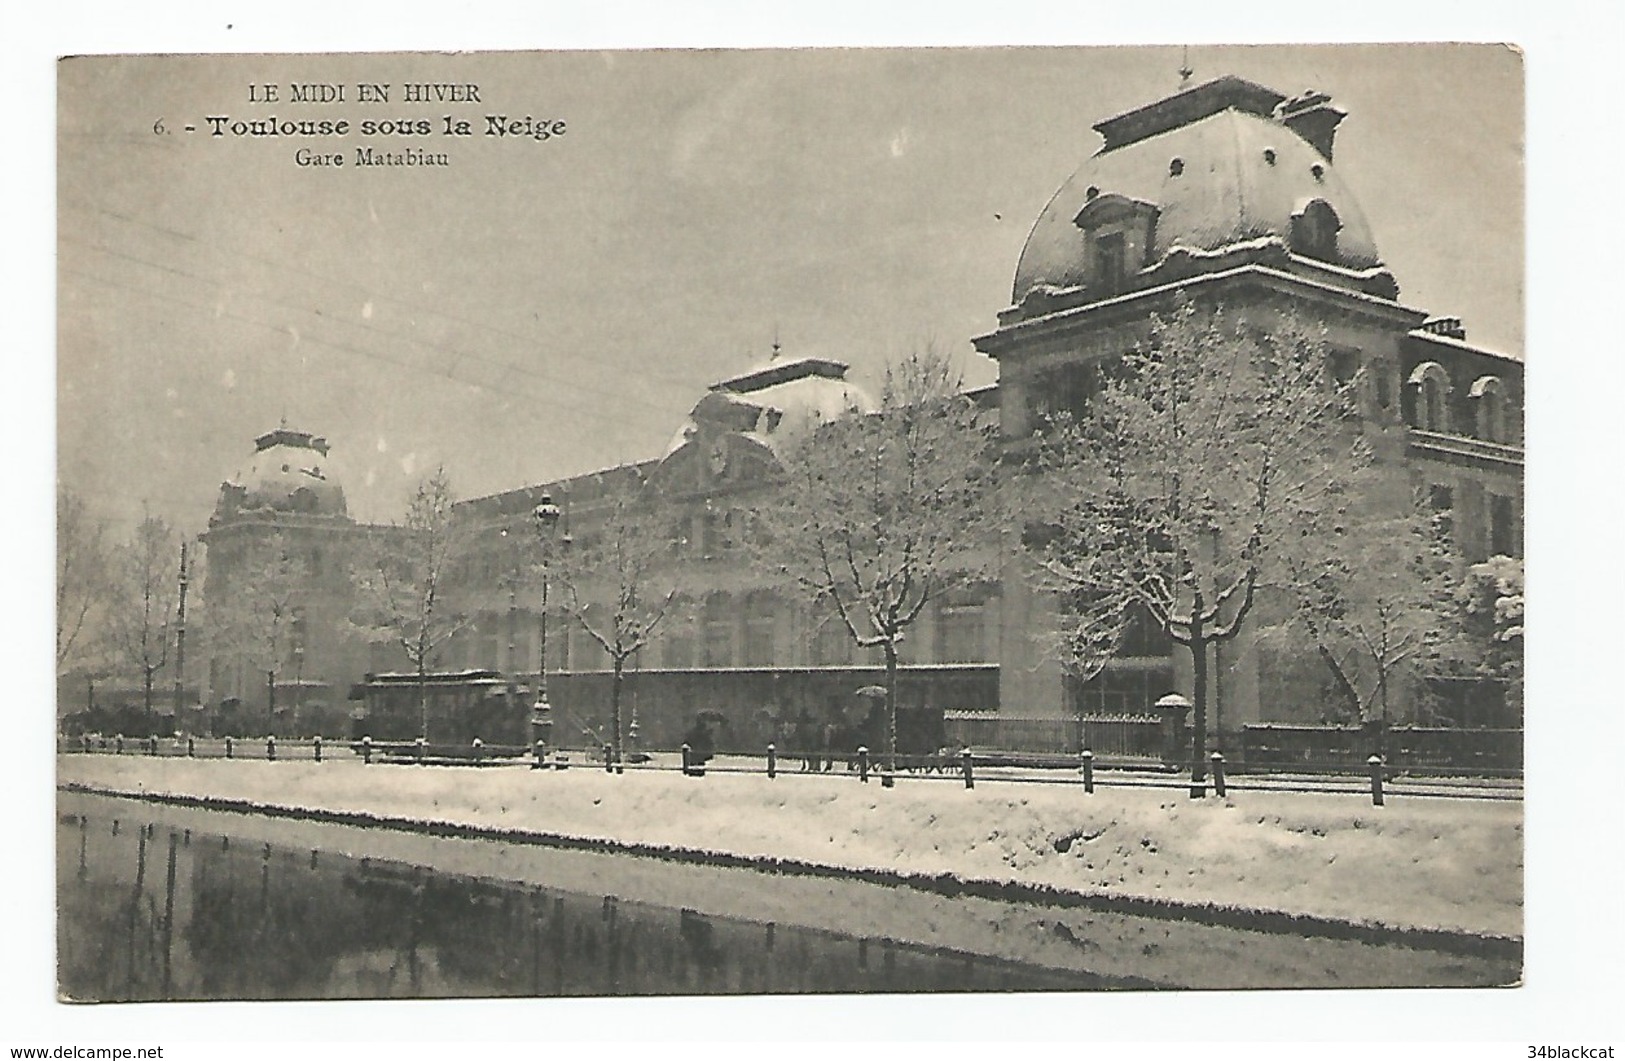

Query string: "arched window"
[1291, 199, 1341, 261]
[1406, 362, 1453, 432]
[1470, 375, 1507, 443]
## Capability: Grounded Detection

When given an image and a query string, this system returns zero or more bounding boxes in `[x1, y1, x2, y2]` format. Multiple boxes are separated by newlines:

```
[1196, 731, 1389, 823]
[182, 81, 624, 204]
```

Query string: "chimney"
[1278, 89, 1346, 162]
[1420, 316, 1466, 340]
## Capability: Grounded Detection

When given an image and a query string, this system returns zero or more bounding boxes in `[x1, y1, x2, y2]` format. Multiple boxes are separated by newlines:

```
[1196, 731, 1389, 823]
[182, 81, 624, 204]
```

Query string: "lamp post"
[531, 494, 562, 764]
[292, 642, 304, 738]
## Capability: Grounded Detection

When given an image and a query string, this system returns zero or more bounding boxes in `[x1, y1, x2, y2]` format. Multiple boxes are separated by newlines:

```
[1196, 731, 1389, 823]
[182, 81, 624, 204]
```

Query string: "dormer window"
[1072, 193, 1159, 300]
[1095, 231, 1126, 295]
[1291, 199, 1341, 261]
[1406, 361, 1453, 433]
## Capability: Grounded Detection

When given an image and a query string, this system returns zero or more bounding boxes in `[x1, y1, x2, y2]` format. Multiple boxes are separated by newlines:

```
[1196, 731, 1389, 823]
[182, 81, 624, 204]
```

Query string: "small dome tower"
[211, 427, 349, 525]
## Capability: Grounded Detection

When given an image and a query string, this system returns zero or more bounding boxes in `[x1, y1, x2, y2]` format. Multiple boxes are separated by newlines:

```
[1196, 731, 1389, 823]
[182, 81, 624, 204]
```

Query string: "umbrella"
[854, 685, 888, 699]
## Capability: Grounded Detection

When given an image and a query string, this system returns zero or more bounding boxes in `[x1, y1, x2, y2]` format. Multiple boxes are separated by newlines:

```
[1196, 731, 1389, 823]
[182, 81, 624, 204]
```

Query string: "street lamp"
[531, 494, 562, 766]
[292, 642, 304, 738]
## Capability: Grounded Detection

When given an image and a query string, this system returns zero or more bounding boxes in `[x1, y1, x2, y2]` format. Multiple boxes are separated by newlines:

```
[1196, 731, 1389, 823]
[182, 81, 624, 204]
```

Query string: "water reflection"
[57, 805, 1112, 1001]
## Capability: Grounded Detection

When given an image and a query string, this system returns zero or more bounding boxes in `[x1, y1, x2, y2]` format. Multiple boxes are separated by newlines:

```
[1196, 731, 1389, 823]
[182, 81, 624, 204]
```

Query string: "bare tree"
[56, 486, 110, 674]
[753, 351, 1005, 778]
[210, 531, 308, 731]
[1029, 299, 1365, 790]
[352, 467, 473, 741]
[550, 474, 685, 765]
[107, 515, 179, 717]
[1265, 496, 1460, 736]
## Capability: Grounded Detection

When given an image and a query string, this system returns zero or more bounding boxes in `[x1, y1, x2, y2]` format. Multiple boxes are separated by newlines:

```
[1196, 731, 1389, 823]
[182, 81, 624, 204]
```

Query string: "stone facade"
[196, 75, 1521, 752]
[972, 76, 1523, 739]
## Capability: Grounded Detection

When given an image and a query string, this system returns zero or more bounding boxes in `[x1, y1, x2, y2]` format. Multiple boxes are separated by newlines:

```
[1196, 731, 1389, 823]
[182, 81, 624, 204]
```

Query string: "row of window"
[1027, 352, 1518, 447]
[1078, 196, 1346, 298]
[1426, 483, 1522, 560]
[442, 600, 994, 672]
[1406, 361, 1517, 443]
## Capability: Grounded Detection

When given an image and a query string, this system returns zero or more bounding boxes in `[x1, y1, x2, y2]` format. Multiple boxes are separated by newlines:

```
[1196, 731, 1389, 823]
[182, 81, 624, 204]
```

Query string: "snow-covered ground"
[56, 754, 1522, 939]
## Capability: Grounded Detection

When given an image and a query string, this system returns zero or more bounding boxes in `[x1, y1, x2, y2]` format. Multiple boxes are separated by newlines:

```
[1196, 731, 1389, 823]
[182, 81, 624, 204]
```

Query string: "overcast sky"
[58, 43, 1523, 532]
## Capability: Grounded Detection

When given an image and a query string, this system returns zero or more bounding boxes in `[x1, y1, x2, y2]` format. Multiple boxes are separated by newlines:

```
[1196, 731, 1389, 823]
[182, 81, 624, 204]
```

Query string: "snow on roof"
[1406, 327, 1524, 365]
[1016, 104, 1382, 302]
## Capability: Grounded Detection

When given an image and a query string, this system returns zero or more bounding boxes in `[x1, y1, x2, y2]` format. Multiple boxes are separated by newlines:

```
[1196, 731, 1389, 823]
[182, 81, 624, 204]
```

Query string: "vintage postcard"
[56, 44, 1524, 1008]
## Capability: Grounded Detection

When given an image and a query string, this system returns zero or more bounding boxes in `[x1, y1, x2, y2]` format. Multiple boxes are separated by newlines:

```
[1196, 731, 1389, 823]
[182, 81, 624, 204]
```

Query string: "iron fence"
[60, 732, 1521, 805]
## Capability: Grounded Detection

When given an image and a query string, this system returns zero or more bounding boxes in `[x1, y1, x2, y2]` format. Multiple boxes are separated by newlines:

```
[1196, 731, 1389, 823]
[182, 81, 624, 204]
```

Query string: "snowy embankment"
[56, 755, 1522, 939]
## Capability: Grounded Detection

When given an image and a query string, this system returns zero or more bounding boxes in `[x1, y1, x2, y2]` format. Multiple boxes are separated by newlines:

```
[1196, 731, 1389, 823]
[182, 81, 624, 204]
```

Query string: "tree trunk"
[266, 670, 276, 734]
[883, 640, 899, 776]
[417, 659, 429, 742]
[1313, 638, 1363, 723]
[143, 670, 155, 717]
[610, 655, 624, 765]
[1377, 667, 1389, 758]
[1189, 601, 1208, 790]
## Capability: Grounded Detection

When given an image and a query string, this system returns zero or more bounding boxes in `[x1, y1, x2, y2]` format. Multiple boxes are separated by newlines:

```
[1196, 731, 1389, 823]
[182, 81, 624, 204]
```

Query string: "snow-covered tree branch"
[751, 351, 1006, 777]
[1027, 297, 1368, 785]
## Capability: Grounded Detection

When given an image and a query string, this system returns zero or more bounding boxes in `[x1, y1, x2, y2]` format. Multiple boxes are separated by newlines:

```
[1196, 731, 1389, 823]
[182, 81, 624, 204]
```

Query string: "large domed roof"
[1013, 76, 1386, 306]
[213, 427, 349, 523]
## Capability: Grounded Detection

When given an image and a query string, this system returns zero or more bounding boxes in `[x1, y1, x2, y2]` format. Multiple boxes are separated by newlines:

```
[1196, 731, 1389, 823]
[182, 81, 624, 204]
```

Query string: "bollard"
[116, 735, 125, 755]
[148, 735, 158, 756]
[362, 735, 373, 765]
[224, 736, 233, 759]
[1080, 749, 1095, 794]
[857, 746, 870, 783]
[961, 747, 974, 790]
[1211, 751, 1227, 798]
[266, 736, 276, 761]
[472, 737, 484, 764]
[532, 739, 546, 771]
[766, 743, 777, 780]
[681, 743, 693, 777]
[604, 742, 614, 774]
[415, 737, 426, 765]
[313, 735, 322, 763]
[187, 737, 195, 758]
[1368, 755, 1386, 807]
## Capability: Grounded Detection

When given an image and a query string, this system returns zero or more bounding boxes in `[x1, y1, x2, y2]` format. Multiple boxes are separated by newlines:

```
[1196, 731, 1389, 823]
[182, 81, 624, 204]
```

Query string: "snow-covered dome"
[1013, 77, 1390, 308]
[213, 427, 348, 523]
[663, 355, 876, 457]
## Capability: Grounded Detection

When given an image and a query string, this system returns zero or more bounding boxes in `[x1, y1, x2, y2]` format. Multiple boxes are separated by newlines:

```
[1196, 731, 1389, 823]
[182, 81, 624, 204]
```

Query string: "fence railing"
[942, 715, 1168, 760]
[1237, 725, 1522, 774]
[60, 733, 1520, 805]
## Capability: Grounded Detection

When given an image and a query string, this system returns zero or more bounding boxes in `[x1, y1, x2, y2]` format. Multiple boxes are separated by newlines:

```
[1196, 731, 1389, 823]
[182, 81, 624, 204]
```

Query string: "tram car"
[347, 669, 530, 751]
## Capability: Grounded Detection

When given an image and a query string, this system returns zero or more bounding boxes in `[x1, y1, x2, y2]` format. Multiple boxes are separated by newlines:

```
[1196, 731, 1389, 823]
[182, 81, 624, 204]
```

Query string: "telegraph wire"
[61, 199, 724, 397]
[63, 265, 681, 437]
[61, 234, 686, 420]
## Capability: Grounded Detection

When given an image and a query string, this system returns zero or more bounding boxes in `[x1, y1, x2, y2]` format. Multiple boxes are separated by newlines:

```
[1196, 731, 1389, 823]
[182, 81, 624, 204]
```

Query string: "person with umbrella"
[853, 685, 888, 772]
[683, 709, 723, 769]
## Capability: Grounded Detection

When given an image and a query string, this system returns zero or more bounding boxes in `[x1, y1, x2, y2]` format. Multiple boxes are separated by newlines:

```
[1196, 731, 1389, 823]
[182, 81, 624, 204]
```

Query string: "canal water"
[57, 792, 1519, 1001]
